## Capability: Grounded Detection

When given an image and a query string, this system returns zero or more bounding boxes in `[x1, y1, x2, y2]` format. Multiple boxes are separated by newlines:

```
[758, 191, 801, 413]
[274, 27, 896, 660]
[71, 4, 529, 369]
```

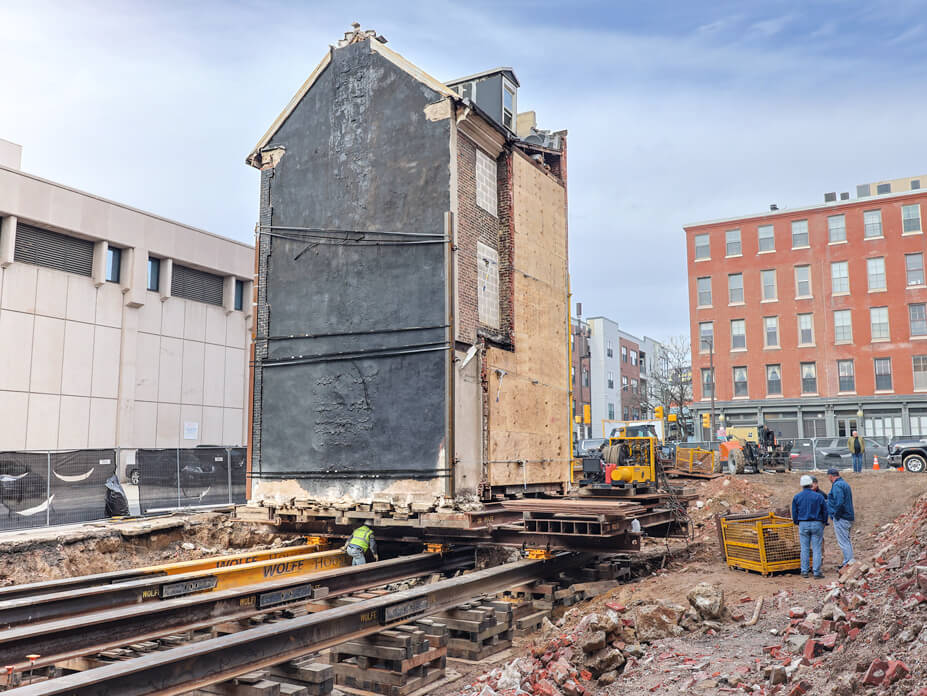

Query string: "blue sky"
[1, 1, 926, 341]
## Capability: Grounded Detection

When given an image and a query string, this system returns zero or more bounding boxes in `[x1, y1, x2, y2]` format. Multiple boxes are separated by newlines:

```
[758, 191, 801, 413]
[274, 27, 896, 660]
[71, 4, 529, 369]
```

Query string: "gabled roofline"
[446, 67, 520, 88]
[246, 39, 458, 168]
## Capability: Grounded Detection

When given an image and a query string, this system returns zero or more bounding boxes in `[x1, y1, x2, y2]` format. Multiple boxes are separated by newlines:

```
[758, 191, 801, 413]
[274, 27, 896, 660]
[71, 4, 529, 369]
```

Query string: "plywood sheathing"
[485, 151, 569, 487]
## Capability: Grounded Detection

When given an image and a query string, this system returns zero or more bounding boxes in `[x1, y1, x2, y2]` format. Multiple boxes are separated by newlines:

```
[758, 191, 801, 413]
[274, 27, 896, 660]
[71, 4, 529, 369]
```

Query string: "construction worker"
[344, 521, 378, 565]
[826, 468, 855, 569]
[791, 475, 828, 579]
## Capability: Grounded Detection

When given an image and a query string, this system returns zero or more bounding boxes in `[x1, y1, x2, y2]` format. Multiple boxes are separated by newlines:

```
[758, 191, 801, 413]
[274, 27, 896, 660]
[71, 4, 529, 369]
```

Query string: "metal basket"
[719, 512, 801, 575]
[675, 447, 717, 474]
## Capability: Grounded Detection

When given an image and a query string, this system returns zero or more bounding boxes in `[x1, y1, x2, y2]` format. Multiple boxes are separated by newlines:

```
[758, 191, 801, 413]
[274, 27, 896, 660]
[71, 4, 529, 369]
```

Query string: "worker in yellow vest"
[344, 521, 378, 565]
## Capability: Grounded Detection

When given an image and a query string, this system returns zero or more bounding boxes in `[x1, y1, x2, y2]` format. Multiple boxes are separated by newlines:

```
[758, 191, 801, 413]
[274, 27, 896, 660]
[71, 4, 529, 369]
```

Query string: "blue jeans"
[851, 453, 863, 472]
[798, 521, 824, 576]
[345, 544, 367, 565]
[833, 518, 854, 566]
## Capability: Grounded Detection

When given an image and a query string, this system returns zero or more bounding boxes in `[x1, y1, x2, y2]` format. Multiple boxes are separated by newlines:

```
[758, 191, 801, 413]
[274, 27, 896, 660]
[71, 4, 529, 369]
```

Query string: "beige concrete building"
[0, 138, 253, 476]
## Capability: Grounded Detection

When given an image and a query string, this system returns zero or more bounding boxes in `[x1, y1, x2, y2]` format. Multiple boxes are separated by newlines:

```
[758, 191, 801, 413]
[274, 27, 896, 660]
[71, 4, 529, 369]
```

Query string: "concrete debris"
[634, 601, 686, 642]
[686, 581, 725, 620]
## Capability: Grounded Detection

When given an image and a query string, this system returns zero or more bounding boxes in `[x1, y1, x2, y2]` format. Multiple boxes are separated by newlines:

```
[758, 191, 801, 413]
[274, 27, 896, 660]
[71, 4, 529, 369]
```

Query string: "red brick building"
[685, 180, 927, 441]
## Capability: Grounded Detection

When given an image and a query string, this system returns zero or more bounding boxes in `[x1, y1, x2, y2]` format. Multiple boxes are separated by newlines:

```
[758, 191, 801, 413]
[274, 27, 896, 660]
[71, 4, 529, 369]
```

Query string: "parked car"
[887, 436, 927, 472]
[814, 437, 889, 469]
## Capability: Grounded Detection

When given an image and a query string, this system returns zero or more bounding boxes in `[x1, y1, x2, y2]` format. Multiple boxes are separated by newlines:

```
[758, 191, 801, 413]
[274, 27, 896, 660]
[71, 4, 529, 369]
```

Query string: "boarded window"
[475, 149, 498, 217]
[13, 223, 93, 276]
[477, 242, 499, 328]
[171, 263, 224, 306]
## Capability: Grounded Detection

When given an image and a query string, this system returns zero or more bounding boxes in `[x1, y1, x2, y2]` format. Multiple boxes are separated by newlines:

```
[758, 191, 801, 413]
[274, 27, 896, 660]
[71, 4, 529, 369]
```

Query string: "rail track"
[5, 552, 588, 696]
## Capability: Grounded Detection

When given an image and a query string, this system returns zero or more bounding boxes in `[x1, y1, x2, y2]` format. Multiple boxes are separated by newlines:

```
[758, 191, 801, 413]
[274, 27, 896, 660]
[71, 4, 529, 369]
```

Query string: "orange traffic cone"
[872, 456, 880, 471]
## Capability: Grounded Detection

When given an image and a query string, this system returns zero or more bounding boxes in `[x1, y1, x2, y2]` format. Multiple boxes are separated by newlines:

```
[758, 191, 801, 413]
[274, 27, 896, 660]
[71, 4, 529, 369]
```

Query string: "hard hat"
[364, 520, 374, 526]
[799, 475, 813, 487]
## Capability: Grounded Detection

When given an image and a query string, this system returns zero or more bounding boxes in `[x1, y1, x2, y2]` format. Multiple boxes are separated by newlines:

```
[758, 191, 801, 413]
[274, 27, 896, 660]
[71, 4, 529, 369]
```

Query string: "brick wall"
[456, 134, 512, 346]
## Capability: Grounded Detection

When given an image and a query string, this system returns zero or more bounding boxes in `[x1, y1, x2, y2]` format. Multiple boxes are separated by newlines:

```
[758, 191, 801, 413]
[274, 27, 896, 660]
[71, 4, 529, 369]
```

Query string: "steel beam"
[0, 550, 472, 669]
[9, 553, 587, 696]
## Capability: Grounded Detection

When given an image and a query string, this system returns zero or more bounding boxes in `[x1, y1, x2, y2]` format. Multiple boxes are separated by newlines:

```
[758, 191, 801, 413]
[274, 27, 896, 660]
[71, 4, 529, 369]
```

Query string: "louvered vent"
[14, 223, 94, 276]
[171, 263, 224, 306]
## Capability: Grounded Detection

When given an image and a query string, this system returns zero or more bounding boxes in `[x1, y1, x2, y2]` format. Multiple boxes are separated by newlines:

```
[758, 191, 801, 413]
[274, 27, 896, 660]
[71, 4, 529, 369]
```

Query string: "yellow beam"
[137, 544, 324, 577]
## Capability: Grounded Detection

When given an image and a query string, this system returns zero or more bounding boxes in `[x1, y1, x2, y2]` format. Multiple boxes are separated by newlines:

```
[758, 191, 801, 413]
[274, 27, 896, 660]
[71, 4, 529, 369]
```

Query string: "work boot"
[801, 572, 809, 578]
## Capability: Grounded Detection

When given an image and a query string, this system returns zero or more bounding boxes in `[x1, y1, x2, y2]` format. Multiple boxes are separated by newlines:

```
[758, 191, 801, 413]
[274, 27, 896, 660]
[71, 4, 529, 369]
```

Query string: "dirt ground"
[443, 470, 927, 696]
[0, 512, 290, 585]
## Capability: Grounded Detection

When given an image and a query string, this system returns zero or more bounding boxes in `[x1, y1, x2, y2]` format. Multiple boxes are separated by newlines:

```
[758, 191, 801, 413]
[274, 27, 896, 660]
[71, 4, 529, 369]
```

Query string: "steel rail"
[0, 550, 473, 669]
[0, 549, 352, 628]
[0, 544, 322, 602]
[10, 552, 587, 696]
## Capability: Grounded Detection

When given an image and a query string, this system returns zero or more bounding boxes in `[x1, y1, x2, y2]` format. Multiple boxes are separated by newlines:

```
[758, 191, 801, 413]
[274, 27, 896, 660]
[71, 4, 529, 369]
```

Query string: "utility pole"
[709, 337, 715, 444]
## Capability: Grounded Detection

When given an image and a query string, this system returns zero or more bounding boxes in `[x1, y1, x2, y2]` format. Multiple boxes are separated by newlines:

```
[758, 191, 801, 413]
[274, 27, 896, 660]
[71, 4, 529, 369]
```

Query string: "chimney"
[769, 204, 779, 211]
[824, 192, 837, 202]
[576, 302, 583, 318]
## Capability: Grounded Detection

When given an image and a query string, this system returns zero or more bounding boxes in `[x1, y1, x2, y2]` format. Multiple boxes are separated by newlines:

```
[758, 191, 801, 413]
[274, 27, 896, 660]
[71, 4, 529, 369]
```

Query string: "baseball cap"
[826, 468, 840, 476]
[800, 475, 813, 487]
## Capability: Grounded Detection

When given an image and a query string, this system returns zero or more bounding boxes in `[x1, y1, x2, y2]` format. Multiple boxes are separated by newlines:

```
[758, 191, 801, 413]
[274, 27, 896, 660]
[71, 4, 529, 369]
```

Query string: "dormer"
[446, 68, 520, 132]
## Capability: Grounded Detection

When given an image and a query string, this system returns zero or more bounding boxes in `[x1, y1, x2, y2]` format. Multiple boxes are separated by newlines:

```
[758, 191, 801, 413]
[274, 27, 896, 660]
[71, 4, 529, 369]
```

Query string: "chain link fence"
[0, 449, 116, 531]
[136, 447, 247, 515]
[677, 437, 886, 472]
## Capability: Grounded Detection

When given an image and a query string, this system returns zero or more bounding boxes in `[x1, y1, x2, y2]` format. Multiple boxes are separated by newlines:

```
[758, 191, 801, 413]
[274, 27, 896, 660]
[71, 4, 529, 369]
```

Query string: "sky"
[2, 0, 927, 342]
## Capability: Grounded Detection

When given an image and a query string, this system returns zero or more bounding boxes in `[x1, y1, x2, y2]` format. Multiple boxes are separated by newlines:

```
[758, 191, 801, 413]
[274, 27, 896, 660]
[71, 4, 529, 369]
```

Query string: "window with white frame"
[864, 209, 882, 238]
[694, 233, 710, 260]
[728, 273, 743, 304]
[906, 253, 925, 286]
[798, 313, 814, 345]
[606, 341, 613, 358]
[699, 322, 713, 352]
[733, 366, 748, 397]
[838, 360, 855, 392]
[621, 375, 628, 389]
[631, 378, 638, 394]
[731, 319, 746, 349]
[828, 214, 846, 243]
[764, 316, 779, 347]
[726, 229, 741, 256]
[475, 149, 498, 216]
[831, 261, 849, 294]
[757, 225, 774, 252]
[697, 276, 712, 306]
[621, 345, 628, 362]
[630, 350, 638, 366]
[608, 403, 615, 420]
[870, 306, 890, 341]
[910, 303, 927, 336]
[867, 257, 886, 291]
[502, 78, 517, 131]
[902, 204, 922, 234]
[914, 355, 927, 391]
[791, 220, 809, 248]
[766, 364, 782, 395]
[761, 269, 777, 300]
[477, 242, 500, 327]
[874, 357, 892, 391]
[795, 265, 811, 297]
[701, 368, 714, 397]
[607, 370, 615, 389]
[800, 362, 817, 394]
[834, 309, 853, 343]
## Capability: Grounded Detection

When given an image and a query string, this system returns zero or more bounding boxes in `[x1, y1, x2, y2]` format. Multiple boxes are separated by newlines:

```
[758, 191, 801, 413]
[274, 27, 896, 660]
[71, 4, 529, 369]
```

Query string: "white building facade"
[0, 139, 253, 475]
[587, 316, 622, 438]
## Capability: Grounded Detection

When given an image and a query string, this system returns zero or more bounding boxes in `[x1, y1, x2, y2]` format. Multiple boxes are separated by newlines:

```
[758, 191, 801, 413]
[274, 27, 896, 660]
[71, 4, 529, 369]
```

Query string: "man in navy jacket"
[791, 474, 828, 578]
[826, 468, 855, 568]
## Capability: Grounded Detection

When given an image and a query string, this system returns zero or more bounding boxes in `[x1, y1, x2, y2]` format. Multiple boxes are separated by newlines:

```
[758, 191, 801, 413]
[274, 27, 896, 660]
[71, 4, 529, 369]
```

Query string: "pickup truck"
[887, 437, 927, 472]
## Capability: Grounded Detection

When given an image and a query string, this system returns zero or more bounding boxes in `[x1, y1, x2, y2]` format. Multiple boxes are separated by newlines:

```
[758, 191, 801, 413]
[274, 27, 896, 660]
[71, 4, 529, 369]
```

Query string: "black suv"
[887, 437, 927, 472]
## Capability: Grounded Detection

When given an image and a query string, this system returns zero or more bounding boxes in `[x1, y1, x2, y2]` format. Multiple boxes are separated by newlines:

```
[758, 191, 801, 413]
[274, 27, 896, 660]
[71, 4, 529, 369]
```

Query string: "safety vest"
[349, 526, 373, 551]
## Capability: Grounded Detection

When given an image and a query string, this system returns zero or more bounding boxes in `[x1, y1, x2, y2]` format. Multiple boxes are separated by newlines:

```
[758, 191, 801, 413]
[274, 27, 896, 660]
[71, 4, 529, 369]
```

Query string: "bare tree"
[645, 336, 693, 440]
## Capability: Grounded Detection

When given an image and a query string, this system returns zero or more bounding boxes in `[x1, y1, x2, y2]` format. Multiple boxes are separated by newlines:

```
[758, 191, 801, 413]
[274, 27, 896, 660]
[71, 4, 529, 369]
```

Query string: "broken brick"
[802, 639, 820, 662]
[862, 659, 889, 686]
[788, 680, 811, 696]
[818, 632, 837, 650]
[883, 660, 909, 685]
[788, 607, 806, 619]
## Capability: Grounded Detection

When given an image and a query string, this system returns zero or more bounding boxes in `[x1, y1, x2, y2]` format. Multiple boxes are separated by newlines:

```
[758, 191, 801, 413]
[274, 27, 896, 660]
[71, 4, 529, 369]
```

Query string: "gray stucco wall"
[251, 40, 452, 499]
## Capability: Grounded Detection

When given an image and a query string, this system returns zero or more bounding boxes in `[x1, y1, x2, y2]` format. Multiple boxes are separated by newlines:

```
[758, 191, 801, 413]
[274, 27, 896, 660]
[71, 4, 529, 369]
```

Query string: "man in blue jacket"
[791, 474, 829, 578]
[826, 468, 855, 568]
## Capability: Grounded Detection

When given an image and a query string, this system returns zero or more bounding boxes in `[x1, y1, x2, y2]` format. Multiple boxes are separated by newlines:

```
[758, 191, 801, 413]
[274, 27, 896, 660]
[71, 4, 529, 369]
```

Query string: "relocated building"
[0, 138, 254, 475]
[685, 179, 927, 440]
[246, 27, 569, 503]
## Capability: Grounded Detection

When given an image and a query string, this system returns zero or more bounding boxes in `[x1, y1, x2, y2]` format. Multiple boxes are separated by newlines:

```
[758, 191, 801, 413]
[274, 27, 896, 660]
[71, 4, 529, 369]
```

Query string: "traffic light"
[668, 413, 677, 423]
[654, 406, 664, 420]
[701, 413, 711, 429]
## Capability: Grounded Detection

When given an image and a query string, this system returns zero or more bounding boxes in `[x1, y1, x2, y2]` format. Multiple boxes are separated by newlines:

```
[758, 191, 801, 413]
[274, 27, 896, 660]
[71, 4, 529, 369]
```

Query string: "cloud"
[749, 14, 794, 37]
